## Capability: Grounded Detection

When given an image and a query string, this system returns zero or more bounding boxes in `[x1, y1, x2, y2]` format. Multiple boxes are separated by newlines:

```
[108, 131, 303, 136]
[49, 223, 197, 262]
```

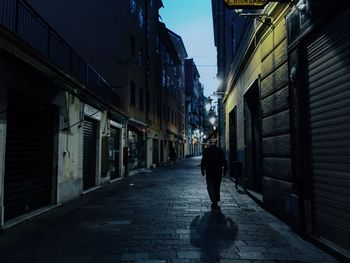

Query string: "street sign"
[224, 0, 269, 9]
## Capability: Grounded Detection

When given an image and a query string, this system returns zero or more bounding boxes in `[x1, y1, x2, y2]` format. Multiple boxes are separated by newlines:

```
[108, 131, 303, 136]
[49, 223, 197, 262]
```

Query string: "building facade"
[184, 58, 202, 156]
[26, 0, 166, 172]
[213, 0, 350, 259]
[168, 29, 188, 159]
[0, 0, 127, 226]
[286, 0, 350, 258]
[0, 0, 188, 228]
[159, 22, 185, 165]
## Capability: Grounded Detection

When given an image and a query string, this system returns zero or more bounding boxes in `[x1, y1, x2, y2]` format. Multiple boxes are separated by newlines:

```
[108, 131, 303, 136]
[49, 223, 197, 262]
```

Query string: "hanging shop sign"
[224, 0, 291, 9]
[224, 0, 269, 9]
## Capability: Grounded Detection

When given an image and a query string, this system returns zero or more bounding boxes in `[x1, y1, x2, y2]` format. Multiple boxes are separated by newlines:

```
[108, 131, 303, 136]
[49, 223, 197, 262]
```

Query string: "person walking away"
[201, 140, 227, 209]
[169, 145, 176, 167]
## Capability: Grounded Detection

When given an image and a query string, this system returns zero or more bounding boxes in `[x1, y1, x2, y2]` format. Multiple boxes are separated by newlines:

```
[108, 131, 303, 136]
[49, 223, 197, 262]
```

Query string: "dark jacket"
[169, 147, 176, 160]
[201, 145, 227, 177]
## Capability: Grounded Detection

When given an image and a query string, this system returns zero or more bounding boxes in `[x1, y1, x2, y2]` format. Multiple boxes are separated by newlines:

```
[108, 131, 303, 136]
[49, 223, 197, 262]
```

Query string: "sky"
[159, 0, 218, 97]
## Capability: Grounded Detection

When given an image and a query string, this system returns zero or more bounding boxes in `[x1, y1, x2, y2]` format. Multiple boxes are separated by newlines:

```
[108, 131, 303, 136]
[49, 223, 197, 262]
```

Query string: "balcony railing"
[0, 0, 121, 109]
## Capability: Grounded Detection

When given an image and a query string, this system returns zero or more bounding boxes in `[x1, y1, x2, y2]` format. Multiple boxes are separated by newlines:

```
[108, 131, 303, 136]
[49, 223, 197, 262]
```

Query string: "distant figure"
[123, 146, 129, 178]
[201, 140, 227, 209]
[169, 145, 176, 167]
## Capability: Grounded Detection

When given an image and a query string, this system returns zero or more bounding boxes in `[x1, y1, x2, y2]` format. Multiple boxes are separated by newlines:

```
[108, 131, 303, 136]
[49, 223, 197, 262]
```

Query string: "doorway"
[229, 106, 240, 182]
[109, 127, 121, 180]
[244, 80, 262, 192]
[153, 138, 159, 166]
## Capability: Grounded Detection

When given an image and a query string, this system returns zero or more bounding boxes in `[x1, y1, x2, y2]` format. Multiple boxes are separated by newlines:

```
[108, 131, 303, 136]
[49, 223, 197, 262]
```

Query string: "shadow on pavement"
[190, 209, 237, 262]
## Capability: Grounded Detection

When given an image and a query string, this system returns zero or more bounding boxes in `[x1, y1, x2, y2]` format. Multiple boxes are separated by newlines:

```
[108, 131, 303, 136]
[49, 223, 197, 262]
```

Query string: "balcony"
[0, 0, 121, 110]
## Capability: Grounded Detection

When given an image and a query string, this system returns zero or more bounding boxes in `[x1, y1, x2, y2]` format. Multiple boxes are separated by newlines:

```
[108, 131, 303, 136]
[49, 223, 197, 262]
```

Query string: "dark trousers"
[206, 174, 222, 203]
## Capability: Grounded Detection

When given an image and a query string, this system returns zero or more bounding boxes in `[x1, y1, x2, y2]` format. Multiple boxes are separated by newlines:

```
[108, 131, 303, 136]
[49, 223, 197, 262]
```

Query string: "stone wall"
[260, 15, 292, 219]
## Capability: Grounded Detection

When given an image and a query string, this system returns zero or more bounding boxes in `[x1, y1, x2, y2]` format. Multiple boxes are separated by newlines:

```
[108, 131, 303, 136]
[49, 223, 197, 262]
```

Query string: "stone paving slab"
[0, 157, 340, 263]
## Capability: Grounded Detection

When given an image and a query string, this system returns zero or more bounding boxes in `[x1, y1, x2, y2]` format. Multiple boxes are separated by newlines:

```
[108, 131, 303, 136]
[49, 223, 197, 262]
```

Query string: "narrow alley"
[0, 157, 338, 263]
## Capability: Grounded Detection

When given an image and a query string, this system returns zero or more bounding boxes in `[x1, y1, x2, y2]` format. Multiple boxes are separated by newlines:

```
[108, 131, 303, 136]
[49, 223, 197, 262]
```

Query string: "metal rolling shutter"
[110, 127, 120, 180]
[83, 118, 97, 190]
[153, 139, 159, 165]
[4, 96, 54, 221]
[306, 10, 350, 253]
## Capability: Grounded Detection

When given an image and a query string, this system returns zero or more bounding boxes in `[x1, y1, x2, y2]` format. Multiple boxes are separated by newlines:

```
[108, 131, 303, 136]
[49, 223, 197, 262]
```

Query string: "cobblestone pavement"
[0, 157, 339, 263]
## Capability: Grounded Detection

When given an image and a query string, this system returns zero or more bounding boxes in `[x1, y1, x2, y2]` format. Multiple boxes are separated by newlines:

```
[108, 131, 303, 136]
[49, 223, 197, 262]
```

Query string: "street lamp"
[205, 96, 212, 112]
[209, 116, 216, 125]
[205, 103, 211, 112]
[195, 129, 199, 136]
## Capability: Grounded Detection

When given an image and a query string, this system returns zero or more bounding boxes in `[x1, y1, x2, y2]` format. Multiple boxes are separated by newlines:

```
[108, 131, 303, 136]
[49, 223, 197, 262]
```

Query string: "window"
[147, 21, 151, 38]
[162, 70, 166, 87]
[130, 81, 136, 106]
[138, 7, 144, 28]
[138, 48, 144, 67]
[130, 35, 136, 56]
[139, 88, 144, 111]
[146, 91, 150, 112]
[130, 0, 136, 14]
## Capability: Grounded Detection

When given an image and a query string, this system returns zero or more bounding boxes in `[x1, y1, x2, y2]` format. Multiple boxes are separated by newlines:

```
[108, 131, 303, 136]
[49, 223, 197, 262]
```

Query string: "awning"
[128, 118, 148, 134]
[108, 111, 128, 124]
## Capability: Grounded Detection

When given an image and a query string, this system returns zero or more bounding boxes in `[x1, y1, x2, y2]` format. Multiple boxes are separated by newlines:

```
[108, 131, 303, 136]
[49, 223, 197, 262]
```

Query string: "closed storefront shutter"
[83, 118, 97, 190]
[109, 127, 120, 180]
[153, 139, 159, 165]
[4, 95, 54, 221]
[306, 10, 350, 254]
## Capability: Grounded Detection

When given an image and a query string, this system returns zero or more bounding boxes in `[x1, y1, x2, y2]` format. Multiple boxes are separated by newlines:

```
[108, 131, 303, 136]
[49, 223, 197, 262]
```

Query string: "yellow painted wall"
[225, 47, 262, 156]
[224, 3, 290, 170]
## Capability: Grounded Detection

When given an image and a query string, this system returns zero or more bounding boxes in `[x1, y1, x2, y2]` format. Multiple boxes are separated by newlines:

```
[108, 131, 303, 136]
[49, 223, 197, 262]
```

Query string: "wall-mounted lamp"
[290, 65, 297, 83]
[238, 12, 274, 28]
[205, 103, 211, 112]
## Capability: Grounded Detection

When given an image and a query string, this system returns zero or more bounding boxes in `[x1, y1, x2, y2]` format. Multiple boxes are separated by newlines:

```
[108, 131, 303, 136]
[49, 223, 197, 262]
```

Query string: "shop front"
[127, 124, 147, 171]
[109, 125, 121, 180]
